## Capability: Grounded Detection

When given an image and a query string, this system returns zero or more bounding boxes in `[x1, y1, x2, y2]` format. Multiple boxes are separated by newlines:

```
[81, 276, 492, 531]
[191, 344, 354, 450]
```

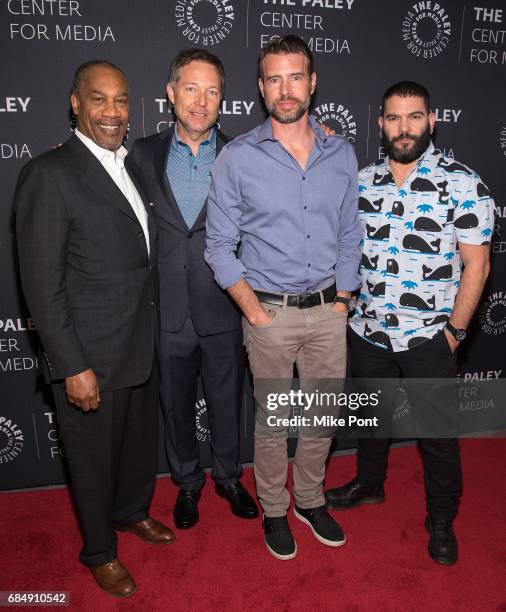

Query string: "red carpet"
[1, 439, 505, 611]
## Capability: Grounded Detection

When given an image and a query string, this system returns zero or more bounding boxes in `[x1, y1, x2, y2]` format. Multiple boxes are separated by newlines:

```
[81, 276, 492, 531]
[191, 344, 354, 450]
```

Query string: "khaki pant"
[243, 298, 347, 516]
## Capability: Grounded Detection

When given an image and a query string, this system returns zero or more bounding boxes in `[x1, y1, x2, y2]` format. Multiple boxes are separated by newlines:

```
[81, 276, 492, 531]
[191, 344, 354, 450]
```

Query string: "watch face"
[348, 298, 357, 312]
[455, 329, 466, 341]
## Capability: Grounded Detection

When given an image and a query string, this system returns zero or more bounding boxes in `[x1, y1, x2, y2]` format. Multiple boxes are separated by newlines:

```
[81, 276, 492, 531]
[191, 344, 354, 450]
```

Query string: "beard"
[382, 124, 432, 164]
[267, 95, 310, 124]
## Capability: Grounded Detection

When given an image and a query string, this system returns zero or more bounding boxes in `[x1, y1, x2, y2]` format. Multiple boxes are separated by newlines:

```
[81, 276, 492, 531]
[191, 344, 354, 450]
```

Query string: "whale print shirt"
[349, 142, 495, 352]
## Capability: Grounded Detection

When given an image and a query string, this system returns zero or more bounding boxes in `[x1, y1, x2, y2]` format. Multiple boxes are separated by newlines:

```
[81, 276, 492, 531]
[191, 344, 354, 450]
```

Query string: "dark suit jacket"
[126, 127, 241, 336]
[14, 135, 158, 391]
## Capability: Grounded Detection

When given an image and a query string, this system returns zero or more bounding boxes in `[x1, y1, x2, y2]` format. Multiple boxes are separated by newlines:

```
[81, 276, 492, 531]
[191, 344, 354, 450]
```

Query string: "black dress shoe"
[425, 516, 458, 565]
[174, 489, 200, 529]
[215, 481, 259, 519]
[325, 478, 385, 510]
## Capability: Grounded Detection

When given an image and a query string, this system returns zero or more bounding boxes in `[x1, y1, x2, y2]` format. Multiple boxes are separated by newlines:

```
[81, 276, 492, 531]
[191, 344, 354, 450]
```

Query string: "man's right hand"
[65, 368, 101, 412]
[249, 307, 275, 326]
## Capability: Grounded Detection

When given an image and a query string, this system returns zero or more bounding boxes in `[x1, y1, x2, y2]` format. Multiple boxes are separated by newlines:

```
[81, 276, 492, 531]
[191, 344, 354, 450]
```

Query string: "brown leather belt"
[254, 283, 336, 309]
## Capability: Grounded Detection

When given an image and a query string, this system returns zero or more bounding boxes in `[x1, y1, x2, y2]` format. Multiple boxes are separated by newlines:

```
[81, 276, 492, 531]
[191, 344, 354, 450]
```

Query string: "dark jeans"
[349, 328, 462, 521]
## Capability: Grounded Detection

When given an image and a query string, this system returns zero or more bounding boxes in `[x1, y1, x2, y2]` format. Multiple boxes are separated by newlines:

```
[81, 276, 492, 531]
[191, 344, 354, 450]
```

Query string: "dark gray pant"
[160, 313, 244, 490]
[53, 364, 159, 567]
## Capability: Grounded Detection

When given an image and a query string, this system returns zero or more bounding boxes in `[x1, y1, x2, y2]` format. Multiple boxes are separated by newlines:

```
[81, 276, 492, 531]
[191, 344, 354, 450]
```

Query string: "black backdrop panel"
[1, 0, 505, 489]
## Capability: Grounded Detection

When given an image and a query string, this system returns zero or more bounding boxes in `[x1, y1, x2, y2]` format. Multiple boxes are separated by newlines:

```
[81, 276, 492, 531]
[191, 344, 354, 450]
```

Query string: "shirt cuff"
[335, 268, 362, 292]
[214, 260, 247, 290]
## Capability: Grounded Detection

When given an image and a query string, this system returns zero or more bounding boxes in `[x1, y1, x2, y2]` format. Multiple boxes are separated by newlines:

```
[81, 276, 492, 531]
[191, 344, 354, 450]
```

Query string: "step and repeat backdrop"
[1, 0, 505, 490]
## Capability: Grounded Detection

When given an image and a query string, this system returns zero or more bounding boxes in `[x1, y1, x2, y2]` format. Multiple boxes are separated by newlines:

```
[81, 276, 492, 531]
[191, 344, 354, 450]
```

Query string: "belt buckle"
[297, 292, 312, 309]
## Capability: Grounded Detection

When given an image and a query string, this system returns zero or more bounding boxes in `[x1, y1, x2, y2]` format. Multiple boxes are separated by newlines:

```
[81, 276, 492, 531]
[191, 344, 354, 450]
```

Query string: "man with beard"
[126, 49, 258, 529]
[205, 35, 362, 560]
[14, 61, 173, 597]
[325, 81, 494, 565]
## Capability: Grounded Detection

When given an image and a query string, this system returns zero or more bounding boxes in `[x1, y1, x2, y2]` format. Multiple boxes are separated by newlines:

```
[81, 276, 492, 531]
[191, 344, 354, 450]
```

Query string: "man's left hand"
[443, 328, 460, 353]
[332, 303, 349, 314]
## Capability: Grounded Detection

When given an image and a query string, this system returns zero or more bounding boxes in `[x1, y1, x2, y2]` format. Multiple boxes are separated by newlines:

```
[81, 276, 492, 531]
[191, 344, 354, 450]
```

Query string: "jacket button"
[149, 300, 155, 307]
[137, 231, 143, 238]
[187, 231, 193, 238]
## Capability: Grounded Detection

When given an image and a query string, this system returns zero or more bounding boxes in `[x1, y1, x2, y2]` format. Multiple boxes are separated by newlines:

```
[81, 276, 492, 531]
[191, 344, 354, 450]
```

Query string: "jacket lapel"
[68, 135, 154, 260]
[126, 165, 157, 260]
[69, 135, 140, 226]
[155, 129, 189, 230]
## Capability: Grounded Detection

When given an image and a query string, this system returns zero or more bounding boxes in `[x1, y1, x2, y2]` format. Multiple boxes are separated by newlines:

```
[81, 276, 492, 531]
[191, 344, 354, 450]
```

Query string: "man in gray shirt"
[205, 36, 362, 560]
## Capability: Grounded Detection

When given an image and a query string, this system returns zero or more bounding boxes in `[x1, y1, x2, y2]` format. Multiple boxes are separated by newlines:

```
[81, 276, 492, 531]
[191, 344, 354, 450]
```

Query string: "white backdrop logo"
[500, 125, 506, 159]
[493, 205, 506, 254]
[479, 290, 506, 335]
[312, 102, 357, 142]
[195, 398, 210, 442]
[0, 416, 24, 464]
[175, 0, 235, 46]
[402, 2, 452, 59]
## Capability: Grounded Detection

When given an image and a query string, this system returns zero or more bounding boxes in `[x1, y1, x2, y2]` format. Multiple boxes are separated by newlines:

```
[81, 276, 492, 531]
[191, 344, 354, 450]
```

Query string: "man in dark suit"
[14, 61, 173, 598]
[127, 49, 258, 528]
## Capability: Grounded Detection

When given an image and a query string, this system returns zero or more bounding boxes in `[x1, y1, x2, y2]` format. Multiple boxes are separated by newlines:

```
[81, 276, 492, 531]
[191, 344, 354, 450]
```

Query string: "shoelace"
[264, 517, 290, 533]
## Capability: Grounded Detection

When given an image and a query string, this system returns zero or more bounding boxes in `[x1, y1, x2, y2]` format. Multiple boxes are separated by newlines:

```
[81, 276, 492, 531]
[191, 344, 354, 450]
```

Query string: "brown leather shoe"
[89, 559, 136, 598]
[113, 517, 176, 544]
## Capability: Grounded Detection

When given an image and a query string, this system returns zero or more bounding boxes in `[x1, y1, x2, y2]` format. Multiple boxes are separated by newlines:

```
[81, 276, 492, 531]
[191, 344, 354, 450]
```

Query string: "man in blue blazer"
[127, 49, 258, 529]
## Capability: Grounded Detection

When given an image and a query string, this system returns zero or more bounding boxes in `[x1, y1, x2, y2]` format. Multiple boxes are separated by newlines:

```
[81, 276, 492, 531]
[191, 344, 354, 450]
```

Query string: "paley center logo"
[402, 1, 452, 59]
[0, 416, 24, 464]
[311, 101, 357, 142]
[479, 290, 506, 335]
[175, 0, 235, 46]
[492, 204, 506, 255]
[500, 123, 506, 159]
[195, 398, 210, 442]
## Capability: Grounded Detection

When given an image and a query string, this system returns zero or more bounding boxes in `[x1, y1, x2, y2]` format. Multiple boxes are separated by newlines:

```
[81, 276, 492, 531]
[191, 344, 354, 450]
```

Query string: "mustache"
[392, 133, 417, 143]
[275, 95, 301, 103]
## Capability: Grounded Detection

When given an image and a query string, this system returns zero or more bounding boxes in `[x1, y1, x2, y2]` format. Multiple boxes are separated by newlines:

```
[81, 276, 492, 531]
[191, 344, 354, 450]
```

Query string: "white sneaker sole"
[294, 509, 346, 547]
[264, 537, 297, 560]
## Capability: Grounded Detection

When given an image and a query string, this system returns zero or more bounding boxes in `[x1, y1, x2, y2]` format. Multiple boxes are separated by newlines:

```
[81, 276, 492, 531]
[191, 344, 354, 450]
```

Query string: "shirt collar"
[255, 116, 327, 145]
[75, 128, 127, 168]
[172, 123, 217, 153]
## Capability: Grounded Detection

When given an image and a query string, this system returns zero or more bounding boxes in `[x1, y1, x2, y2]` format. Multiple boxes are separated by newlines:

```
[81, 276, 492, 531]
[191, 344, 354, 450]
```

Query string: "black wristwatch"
[333, 296, 357, 312]
[445, 322, 467, 342]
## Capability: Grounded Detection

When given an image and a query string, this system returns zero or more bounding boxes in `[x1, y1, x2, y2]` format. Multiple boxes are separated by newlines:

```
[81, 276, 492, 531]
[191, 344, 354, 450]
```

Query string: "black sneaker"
[325, 478, 385, 510]
[294, 505, 346, 547]
[263, 515, 297, 560]
[425, 516, 458, 565]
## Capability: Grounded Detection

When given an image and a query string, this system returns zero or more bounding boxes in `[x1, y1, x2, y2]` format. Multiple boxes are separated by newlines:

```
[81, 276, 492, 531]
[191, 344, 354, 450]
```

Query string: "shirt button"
[194, 166, 197, 170]
[302, 176, 306, 181]
[307, 234, 310, 238]
[304, 206, 307, 210]
[307, 263, 311, 268]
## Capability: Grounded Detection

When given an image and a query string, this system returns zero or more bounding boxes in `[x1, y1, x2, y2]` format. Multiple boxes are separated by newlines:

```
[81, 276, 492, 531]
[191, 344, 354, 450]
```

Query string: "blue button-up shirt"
[349, 143, 495, 351]
[205, 117, 362, 294]
[166, 125, 217, 229]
